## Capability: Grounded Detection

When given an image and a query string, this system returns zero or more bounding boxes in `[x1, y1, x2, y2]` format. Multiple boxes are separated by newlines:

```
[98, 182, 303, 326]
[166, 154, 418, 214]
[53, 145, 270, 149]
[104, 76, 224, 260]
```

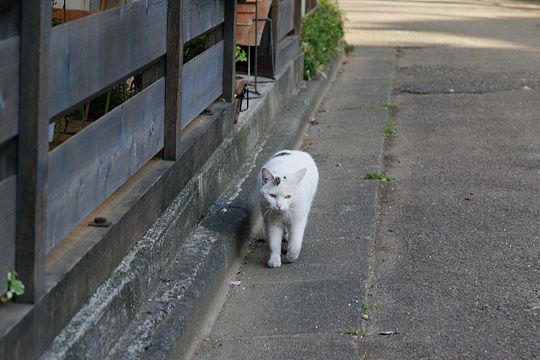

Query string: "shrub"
[301, 0, 345, 80]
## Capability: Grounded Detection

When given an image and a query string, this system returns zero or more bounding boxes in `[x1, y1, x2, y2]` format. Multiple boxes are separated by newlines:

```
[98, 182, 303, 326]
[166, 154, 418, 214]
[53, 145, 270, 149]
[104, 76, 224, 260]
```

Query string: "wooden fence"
[0, 0, 237, 301]
[304, 0, 319, 16]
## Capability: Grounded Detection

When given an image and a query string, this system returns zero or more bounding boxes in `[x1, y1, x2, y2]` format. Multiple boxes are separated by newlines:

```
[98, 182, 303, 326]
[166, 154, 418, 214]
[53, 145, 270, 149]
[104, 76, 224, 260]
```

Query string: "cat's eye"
[285, 195, 292, 199]
[269, 194, 277, 198]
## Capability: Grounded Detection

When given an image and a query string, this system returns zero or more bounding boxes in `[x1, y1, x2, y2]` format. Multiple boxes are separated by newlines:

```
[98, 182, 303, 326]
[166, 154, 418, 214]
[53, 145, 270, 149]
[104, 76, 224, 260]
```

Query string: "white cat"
[258, 150, 319, 268]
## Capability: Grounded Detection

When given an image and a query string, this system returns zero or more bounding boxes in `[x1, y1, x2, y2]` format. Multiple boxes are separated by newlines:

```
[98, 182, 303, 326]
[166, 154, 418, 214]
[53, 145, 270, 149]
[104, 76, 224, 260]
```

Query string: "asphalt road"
[341, 0, 540, 358]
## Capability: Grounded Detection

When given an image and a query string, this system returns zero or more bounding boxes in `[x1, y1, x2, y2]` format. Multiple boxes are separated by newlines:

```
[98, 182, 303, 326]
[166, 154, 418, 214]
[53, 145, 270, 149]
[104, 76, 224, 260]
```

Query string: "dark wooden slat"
[294, 0, 302, 35]
[222, 0, 236, 102]
[0, 2, 19, 39]
[164, 0, 183, 161]
[181, 41, 224, 129]
[48, 0, 167, 119]
[0, 138, 17, 183]
[17, 1, 51, 303]
[0, 36, 20, 145]
[0, 175, 16, 295]
[46, 79, 165, 252]
[278, 0, 295, 41]
[183, 0, 225, 43]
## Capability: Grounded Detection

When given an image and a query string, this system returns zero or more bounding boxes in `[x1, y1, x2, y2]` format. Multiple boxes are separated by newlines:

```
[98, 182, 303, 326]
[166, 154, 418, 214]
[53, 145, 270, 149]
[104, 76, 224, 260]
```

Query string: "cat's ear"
[261, 168, 274, 185]
[290, 168, 307, 184]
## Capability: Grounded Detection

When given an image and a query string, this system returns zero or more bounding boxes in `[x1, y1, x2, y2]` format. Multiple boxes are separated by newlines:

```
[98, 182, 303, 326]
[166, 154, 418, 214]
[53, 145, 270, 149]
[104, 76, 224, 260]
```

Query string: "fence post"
[16, 0, 51, 303]
[223, 0, 237, 102]
[164, 0, 183, 160]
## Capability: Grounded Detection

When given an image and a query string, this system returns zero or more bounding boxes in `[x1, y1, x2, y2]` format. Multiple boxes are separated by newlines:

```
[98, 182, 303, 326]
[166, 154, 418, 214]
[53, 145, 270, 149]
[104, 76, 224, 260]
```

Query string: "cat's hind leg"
[281, 227, 289, 254]
[266, 222, 283, 268]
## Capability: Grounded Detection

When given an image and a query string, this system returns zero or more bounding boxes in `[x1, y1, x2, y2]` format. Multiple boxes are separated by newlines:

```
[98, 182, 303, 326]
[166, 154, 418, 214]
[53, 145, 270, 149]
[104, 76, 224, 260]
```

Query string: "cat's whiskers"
[263, 207, 273, 222]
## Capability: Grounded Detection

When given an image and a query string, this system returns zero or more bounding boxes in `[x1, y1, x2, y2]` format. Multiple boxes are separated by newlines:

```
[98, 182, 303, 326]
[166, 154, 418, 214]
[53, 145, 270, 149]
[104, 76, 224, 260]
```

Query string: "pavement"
[192, 48, 394, 358]
[194, 0, 540, 358]
[342, 0, 540, 358]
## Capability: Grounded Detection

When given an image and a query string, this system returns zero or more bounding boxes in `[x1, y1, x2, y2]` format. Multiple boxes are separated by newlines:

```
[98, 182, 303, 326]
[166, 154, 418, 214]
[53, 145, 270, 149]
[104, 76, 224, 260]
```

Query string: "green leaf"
[7, 271, 25, 296]
[235, 46, 247, 62]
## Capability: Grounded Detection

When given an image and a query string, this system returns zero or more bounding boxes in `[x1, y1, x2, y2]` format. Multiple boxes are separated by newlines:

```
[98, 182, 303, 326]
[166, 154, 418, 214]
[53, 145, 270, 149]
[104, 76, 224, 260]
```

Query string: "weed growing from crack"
[364, 172, 394, 182]
[344, 326, 368, 336]
[382, 123, 396, 136]
[381, 102, 398, 110]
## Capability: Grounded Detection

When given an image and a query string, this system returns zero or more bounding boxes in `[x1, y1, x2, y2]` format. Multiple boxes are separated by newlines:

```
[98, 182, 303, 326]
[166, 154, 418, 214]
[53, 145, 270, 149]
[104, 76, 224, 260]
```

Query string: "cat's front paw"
[286, 248, 300, 263]
[267, 255, 282, 268]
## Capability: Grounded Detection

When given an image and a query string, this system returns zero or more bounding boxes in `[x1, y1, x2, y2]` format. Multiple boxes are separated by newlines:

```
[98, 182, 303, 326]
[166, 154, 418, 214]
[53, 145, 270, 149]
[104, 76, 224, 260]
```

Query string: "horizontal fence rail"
[48, 0, 168, 119]
[46, 79, 166, 252]
[44, 0, 230, 251]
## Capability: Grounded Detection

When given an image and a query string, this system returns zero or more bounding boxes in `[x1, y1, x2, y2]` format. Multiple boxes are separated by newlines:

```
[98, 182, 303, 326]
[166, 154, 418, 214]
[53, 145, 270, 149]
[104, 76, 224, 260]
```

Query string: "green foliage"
[382, 120, 397, 136]
[183, 35, 208, 63]
[344, 42, 355, 55]
[236, 46, 247, 62]
[360, 303, 381, 315]
[344, 326, 368, 336]
[1, 271, 25, 303]
[89, 83, 134, 119]
[383, 123, 396, 136]
[301, 0, 345, 80]
[381, 102, 398, 110]
[364, 172, 394, 182]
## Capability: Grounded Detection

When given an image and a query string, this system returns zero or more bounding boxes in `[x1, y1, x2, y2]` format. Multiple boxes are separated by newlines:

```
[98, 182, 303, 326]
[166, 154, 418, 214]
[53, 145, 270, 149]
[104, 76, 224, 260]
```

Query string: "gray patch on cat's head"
[273, 151, 291, 158]
[261, 168, 273, 185]
[272, 176, 281, 186]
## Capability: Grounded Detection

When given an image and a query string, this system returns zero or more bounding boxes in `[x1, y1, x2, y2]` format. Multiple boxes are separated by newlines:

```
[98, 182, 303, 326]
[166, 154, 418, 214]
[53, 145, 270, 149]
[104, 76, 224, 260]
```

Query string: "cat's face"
[260, 167, 306, 213]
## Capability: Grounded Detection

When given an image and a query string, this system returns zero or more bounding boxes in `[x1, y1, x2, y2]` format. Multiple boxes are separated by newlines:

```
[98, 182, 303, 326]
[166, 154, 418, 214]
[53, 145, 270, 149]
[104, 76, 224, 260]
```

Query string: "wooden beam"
[16, 0, 51, 303]
[164, 0, 183, 160]
[222, 0, 236, 102]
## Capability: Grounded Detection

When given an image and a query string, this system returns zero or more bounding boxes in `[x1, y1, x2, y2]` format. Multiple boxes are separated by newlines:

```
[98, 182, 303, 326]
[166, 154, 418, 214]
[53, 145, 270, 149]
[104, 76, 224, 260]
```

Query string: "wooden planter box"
[52, 8, 95, 24]
[236, 0, 301, 78]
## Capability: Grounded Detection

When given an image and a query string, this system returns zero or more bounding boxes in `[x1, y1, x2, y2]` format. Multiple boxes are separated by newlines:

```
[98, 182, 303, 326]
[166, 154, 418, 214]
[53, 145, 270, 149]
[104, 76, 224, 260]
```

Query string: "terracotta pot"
[236, 0, 273, 46]
[52, 8, 94, 24]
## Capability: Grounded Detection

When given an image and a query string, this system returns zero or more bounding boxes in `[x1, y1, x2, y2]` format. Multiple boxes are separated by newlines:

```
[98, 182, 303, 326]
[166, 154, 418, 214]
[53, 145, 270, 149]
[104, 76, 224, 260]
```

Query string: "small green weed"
[235, 46, 247, 62]
[360, 303, 381, 315]
[364, 172, 394, 182]
[344, 42, 355, 55]
[383, 124, 396, 136]
[381, 102, 398, 110]
[344, 326, 368, 336]
[0, 271, 25, 303]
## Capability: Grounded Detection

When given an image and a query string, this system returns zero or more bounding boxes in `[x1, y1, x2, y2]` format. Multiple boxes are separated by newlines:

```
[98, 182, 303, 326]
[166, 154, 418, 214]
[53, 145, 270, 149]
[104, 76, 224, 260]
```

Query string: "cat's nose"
[276, 204, 282, 210]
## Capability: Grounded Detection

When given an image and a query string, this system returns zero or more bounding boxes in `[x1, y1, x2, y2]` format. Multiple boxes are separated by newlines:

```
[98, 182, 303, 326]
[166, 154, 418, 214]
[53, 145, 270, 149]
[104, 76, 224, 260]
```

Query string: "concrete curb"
[41, 50, 344, 360]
